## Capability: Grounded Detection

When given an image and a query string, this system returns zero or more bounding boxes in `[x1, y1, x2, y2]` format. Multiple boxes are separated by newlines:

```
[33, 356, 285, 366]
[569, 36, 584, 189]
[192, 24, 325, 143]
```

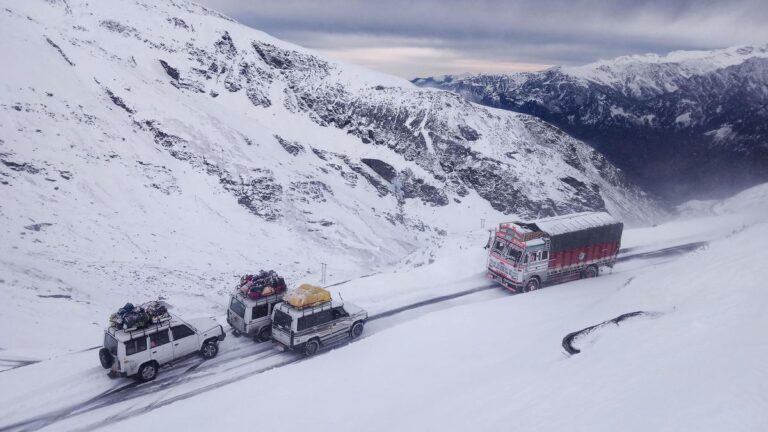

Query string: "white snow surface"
[115, 184, 768, 432]
[564, 44, 768, 87]
[0, 0, 660, 356]
[0, 183, 766, 431]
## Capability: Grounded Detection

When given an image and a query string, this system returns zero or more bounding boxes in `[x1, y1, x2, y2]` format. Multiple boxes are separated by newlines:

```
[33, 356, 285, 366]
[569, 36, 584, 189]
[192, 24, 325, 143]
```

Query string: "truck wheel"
[99, 348, 114, 369]
[138, 362, 158, 382]
[304, 339, 320, 357]
[257, 326, 271, 343]
[201, 341, 219, 359]
[583, 266, 599, 279]
[523, 278, 540, 293]
[350, 321, 364, 339]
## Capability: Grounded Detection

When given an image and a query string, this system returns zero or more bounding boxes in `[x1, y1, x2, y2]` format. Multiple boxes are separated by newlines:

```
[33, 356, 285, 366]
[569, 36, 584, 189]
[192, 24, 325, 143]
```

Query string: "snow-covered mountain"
[0, 0, 660, 349]
[414, 45, 768, 202]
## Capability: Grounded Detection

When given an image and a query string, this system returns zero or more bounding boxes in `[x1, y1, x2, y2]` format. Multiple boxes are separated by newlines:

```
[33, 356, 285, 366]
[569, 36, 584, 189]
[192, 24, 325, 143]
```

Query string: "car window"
[314, 309, 333, 325]
[229, 297, 246, 318]
[273, 309, 292, 329]
[297, 315, 315, 332]
[331, 307, 348, 320]
[125, 337, 148, 356]
[150, 330, 171, 348]
[104, 333, 118, 355]
[252, 303, 269, 320]
[171, 325, 195, 340]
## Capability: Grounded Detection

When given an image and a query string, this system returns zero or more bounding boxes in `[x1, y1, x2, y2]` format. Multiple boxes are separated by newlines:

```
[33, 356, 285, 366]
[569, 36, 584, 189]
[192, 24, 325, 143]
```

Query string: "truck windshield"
[273, 309, 292, 330]
[492, 238, 506, 254]
[104, 333, 118, 355]
[505, 245, 523, 262]
[229, 297, 246, 318]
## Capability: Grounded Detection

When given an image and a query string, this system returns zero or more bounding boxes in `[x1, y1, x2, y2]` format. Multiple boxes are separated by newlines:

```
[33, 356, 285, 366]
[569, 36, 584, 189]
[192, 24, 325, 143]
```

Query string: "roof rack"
[107, 315, 172, 340]
[286, 299, 334, 317]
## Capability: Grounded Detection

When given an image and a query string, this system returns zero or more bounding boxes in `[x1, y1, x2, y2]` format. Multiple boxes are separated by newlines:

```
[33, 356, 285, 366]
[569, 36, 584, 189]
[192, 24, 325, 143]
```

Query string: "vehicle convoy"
[226, 270, 287, 341]
[271, 284, 368, 356]
[99, 313, 225, 382]
[487, 211, 623, 292]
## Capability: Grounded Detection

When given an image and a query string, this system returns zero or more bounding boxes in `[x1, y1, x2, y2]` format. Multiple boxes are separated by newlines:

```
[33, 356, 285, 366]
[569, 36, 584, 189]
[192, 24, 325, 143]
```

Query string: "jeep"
[99, 315, 226, 382]
[226, 291, 283, 342]
[271, 300, 367, 356]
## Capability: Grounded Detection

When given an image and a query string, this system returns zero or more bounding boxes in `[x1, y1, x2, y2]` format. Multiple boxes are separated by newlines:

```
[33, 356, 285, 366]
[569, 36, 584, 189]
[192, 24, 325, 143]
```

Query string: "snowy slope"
[1, 185, 763, 431]
[0, 0, 661, 355]
[414, 45, 768, 201]
[110, 184, 768, 432]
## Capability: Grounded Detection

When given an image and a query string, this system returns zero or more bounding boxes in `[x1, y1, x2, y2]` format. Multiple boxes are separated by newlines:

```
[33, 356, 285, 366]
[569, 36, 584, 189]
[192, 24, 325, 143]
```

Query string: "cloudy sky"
[197, 0, 768, 78]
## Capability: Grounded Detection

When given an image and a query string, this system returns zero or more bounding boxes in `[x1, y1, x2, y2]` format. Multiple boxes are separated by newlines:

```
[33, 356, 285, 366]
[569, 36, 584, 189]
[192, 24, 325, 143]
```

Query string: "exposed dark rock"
[166, 17, 192, 31]
[159, 60, 180, 81]
[1, 156, 42, 174]
[289, 180, 332, 203]
[44, 36, 74, 66]
[25, 222, 53, 231]
[214, 31, 236, 58]
[361, 158, 397, 182]
[104, 88, 134, 114]
[458, 125, 480, 141]
[274, 135, 304, 155]
[99, 19, 139, 37]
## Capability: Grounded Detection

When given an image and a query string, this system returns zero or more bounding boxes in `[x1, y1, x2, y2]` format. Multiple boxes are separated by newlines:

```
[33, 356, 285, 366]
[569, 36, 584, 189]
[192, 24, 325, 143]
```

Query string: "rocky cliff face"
[414, 46, 768, 202]
[0, 0, 660, 303]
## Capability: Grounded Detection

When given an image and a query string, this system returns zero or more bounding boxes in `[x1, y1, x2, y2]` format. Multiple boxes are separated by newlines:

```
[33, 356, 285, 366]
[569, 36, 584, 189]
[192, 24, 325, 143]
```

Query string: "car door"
[149, 329, 174, 365]
[170, 324, 199, 358]
[330, 307, 350, 336]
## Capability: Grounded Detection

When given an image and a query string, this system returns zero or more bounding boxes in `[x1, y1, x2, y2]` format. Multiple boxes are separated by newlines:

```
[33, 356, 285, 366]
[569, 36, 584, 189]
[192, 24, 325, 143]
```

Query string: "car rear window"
[104, 333, 118, 355]
[230, 297, 246, 318]
[273, 309, 292, 330]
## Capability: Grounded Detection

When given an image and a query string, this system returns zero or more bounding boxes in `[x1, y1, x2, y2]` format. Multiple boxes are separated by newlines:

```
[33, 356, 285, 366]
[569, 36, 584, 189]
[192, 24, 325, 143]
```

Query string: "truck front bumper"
[488, 271, 523, 293]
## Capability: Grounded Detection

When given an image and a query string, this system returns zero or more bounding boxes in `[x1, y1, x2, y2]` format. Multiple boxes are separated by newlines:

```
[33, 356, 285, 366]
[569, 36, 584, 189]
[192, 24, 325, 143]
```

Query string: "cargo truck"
[486, 211, 623, 292]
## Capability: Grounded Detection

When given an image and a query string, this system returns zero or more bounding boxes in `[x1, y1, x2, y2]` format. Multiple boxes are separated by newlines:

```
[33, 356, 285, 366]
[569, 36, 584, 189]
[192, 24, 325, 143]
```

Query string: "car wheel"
[583, 266, 599, 279]
[523, 278, 540, 293]
[304, 339, 320, 357]
[201, 341, 219, 359]
[138, 363, 158, 382]
[257, 327, 272, 343]
[350, 321, 364, 339]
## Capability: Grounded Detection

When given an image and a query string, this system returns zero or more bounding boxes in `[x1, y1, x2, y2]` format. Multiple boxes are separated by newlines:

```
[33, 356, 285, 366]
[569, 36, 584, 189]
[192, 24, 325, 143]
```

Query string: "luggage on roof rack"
[109, 300, 170, 330]
[285, 284, 331, 309]
[237, 270, 287, 300]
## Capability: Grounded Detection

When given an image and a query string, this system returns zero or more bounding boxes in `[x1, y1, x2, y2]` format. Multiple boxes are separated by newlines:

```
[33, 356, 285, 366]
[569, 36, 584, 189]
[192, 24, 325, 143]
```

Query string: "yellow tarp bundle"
[285, 284, 331, 309]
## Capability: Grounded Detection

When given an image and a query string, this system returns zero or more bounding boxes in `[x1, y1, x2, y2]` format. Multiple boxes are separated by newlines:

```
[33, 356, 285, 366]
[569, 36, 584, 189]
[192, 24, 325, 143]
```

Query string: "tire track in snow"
[0, 241, 708, 432]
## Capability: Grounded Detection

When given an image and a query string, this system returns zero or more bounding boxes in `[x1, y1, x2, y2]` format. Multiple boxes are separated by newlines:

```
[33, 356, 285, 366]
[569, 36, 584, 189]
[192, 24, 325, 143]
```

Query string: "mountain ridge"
[413, 44, 768, 201]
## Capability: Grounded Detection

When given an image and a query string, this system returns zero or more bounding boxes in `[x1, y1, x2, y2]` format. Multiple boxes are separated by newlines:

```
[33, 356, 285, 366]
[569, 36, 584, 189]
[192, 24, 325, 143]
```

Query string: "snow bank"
[110, 184, 768, 432]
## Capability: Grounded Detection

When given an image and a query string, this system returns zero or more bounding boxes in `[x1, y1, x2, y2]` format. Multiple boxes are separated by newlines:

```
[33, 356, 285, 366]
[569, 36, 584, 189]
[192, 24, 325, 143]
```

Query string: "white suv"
[226, 291, 283, 342]
[99, 315, 225, 381]
[271, 300, 368, 356]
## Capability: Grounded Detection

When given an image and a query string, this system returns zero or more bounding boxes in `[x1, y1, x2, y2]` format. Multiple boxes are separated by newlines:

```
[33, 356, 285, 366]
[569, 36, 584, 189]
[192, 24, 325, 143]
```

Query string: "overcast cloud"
[196, 0, 768, 78]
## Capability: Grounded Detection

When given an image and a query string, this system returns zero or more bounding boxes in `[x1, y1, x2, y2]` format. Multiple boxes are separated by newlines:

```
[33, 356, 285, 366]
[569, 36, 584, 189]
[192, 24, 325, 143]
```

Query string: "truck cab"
[227, 291, 283, 342]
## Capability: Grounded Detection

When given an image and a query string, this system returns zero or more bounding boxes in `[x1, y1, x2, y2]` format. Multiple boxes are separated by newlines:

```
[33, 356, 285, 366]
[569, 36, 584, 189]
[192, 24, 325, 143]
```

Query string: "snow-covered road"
[0, 242, 702, 432]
